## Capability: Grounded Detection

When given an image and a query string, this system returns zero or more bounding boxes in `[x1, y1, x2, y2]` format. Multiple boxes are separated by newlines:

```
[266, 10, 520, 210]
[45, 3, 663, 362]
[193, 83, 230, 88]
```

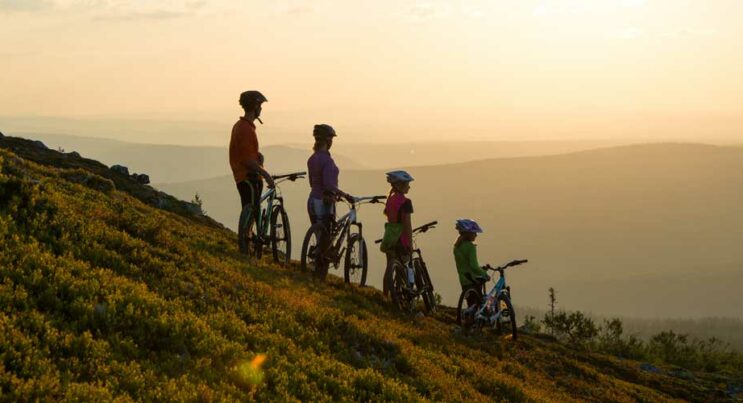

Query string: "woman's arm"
[323, 158, 352, 200]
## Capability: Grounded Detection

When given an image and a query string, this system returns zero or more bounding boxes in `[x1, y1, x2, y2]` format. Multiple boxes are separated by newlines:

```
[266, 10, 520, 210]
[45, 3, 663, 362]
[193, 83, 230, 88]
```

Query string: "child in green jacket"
[453, 219, 490, 292]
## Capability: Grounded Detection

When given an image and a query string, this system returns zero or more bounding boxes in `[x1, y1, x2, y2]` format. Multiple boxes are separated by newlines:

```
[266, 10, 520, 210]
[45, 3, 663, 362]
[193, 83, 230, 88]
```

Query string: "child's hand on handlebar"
[475, 274, 491, 283]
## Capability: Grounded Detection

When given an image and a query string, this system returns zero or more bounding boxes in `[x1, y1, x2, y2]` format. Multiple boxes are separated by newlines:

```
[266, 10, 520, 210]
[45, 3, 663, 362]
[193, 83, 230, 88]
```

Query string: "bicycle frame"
[381, 221, 438, 313]
[326, 196, 383, 266]
[329, 207, 360, 258]
[254, 187, 277, 238]
[474, 274, 510, 326]
[404, 221, 436, 261]
[378, 221, 437, 295]
[253, 174, 303, 239]
[407, 231, 430, 266]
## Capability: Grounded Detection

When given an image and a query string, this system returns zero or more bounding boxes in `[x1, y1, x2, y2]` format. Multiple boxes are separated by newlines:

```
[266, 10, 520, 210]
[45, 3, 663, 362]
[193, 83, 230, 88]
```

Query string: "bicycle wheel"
[391, 260, 414, 312]
[413, 258, 436, 313]
[270, 206, 291, 265]
[495, 293, 518, 340]
[238, 205, 262, 260]
[456, 287, 483, 328]
[344, 233, 368, 286]
[301, 223, 328, 278]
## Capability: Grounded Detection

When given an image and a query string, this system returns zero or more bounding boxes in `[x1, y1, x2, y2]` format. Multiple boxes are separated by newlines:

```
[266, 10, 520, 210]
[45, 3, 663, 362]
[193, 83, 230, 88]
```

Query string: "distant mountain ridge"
[11, 132, 634, 182]
[11, 132, 365, 183]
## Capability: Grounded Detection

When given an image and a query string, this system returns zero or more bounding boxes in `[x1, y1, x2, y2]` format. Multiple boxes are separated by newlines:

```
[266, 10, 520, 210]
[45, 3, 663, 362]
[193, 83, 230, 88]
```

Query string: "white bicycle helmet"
[455, 219, 483, 233]
[386, 170, 414, 184]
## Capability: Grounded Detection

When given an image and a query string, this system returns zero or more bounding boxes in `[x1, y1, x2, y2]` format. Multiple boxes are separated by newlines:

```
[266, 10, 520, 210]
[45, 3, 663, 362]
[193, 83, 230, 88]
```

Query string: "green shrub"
[543, 310, 598, 346]
[60, 169, 115, 193]
[521, 315, 541, 334]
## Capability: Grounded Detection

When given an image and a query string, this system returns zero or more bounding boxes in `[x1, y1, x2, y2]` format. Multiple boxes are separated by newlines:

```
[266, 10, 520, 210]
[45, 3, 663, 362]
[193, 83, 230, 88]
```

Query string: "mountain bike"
[238, 171, 305, 265]
[376, 221, 438, 314]
[300, 194, 386, 284]
[456, 259, 528, 340]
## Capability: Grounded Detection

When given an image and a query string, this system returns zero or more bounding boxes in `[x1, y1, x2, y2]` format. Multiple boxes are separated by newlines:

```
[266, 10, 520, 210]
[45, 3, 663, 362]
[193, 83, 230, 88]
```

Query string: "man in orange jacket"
[229, 90, 275, 223]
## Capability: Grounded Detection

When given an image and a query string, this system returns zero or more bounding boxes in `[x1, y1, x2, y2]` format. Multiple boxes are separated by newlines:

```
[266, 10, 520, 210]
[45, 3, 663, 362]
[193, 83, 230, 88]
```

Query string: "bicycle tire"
[391, 259, 414, 312]
[270, 205, 291, 265]
[456, 287, 483, 328]
[413, 258, 436, 313]
[238, 205, 262, 260]
[301, 223, 328, 278]
[495, 293, 518, 340]
[344, 233, 368, 286]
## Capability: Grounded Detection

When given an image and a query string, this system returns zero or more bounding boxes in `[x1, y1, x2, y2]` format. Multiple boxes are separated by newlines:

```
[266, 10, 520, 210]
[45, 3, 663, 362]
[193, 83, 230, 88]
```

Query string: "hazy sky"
[1, 0, 742, 144]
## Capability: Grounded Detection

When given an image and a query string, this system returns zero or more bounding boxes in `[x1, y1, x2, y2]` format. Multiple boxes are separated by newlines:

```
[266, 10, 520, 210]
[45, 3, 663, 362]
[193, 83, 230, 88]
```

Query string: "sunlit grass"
[232, 354, 268, 389]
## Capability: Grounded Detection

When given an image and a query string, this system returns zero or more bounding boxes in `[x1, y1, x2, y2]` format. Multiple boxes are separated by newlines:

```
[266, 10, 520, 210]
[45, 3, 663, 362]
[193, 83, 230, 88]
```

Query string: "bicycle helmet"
[455, 218, 483, 233]
[313, 124, 337, 139]
[386, 170, 414, 184]
[239, 90, 268, 108]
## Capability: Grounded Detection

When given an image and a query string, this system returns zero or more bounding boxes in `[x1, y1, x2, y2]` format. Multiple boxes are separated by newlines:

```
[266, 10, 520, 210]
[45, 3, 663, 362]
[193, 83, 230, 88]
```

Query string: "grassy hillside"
[1, 135, 738, 400]
[159, 143, 743, 319]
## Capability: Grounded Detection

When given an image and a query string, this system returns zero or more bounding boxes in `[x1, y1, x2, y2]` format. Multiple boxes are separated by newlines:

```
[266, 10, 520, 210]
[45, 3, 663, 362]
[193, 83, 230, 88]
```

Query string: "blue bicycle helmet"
[455, 218, 483, 233]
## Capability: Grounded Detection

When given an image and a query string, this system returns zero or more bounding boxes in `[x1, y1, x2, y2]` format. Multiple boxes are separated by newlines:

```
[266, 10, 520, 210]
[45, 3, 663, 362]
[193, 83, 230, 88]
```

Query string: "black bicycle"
[456, 259, 528, 340]
[300, 195, 386, 284]
[376, 221, 438, 314]
[237, 171, 305, 265]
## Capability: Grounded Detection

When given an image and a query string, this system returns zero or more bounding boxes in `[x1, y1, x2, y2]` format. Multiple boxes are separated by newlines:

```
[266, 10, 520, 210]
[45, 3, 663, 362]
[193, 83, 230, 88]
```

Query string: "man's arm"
[245, 159, 275, 188]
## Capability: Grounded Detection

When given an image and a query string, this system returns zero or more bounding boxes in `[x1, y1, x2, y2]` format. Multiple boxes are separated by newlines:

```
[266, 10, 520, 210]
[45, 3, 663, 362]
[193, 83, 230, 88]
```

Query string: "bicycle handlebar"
[374, 219, 438, 244]
[412, 221, 438, 234]
[352, 195, 387, 204]
[484, 259, 529, 272]
[272, 171, 306, 181]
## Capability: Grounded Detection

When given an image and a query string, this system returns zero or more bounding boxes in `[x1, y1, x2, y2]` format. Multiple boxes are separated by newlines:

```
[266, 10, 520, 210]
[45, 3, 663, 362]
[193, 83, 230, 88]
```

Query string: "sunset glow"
[2, 0, 742, 144]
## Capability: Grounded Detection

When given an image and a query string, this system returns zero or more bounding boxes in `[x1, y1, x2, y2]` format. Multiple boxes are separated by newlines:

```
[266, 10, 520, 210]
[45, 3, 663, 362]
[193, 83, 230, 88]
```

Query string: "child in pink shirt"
[382, 170, 415, 296]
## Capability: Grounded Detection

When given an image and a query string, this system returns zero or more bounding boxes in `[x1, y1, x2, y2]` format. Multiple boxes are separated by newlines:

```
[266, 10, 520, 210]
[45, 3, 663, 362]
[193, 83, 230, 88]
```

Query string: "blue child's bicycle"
[238, 171, 306, 265]
[456, 259, 528, 340]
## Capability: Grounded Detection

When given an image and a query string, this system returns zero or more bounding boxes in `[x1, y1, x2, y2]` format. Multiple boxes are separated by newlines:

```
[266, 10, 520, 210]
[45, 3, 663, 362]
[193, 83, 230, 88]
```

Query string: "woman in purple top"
[307, 124, 352, 229]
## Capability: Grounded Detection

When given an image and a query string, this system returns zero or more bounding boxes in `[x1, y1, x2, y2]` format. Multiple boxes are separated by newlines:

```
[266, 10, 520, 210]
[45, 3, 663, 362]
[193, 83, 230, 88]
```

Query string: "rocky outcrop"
[110, 164, 150, 185]
[110, 164, 130, 176]
[33, 140, 48, 150]
[132, 173, 150, 185]
[1, 135, 222, 227]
